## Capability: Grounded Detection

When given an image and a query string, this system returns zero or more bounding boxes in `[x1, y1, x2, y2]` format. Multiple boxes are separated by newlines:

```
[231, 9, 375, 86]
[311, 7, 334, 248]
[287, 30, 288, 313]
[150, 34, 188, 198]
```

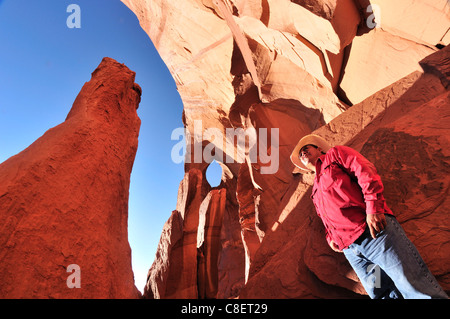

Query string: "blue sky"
[0, 0, 222, 293]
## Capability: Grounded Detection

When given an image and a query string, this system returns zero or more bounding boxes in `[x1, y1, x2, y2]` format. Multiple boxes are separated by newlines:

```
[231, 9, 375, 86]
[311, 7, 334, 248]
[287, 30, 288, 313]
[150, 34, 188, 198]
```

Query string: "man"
[290, 134, 448, 299]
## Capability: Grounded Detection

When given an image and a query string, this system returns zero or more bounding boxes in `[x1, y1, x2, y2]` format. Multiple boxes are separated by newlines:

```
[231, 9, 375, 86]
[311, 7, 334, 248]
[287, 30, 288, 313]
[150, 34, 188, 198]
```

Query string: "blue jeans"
[343, 215, 448, 299]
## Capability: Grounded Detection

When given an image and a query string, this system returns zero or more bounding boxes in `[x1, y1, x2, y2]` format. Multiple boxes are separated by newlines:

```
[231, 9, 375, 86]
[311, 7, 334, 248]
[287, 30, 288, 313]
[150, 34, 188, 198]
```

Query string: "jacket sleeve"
[329, 146, 386, 214]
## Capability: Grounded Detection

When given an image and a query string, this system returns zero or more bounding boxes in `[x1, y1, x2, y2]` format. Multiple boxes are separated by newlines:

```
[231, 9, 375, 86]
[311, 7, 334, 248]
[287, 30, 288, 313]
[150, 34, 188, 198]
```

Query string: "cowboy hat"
[290, 134, 331, 171]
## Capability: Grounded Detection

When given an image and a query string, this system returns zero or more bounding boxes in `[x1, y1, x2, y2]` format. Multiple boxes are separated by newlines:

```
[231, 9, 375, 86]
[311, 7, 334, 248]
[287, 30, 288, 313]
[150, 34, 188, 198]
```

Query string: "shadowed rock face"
[122, 0, 450, 298]
[0, 57, 142, 298]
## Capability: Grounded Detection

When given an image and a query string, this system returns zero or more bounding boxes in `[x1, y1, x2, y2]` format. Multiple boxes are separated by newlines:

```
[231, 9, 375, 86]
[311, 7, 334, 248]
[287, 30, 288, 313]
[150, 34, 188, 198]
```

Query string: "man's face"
[299, 144, 322, 168]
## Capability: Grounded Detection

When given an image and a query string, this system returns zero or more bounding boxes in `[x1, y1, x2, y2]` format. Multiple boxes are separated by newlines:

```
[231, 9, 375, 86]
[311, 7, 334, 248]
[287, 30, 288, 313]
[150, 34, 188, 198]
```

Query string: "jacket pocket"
[321, 162, 350, 191]
[320, 164, 337, 191]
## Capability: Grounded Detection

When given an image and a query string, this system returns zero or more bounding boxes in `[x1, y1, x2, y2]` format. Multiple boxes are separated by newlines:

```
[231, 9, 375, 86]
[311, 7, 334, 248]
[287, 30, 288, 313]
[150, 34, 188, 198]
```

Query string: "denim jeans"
[343, 214, 448, 299]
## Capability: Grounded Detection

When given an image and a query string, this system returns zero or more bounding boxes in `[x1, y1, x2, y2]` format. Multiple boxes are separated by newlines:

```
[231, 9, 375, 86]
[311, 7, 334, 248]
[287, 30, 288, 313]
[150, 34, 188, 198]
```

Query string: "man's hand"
[329, 240, 342, 253]
[367, 213, 387, 239]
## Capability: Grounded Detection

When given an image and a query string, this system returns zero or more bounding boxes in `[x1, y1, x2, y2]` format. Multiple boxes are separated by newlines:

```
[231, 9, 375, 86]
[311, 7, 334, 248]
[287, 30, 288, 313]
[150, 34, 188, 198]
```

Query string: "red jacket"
[311, 145, 393, 250]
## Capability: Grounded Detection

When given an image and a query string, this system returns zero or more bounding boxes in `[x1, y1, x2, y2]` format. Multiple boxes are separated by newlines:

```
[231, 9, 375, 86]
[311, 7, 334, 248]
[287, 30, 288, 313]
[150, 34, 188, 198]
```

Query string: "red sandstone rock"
[0, 57, 142, 298]
[122, 0, 450, 298]
[144, 169, 207, 298]
[339, 29, 436, 105]
[241, 53, 450, 298]
[144, 167, 245, 299]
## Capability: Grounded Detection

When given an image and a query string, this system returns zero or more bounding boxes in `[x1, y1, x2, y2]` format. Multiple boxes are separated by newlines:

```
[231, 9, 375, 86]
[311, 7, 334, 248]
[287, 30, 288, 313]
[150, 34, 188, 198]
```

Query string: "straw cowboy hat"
[290, 134, 332, 172]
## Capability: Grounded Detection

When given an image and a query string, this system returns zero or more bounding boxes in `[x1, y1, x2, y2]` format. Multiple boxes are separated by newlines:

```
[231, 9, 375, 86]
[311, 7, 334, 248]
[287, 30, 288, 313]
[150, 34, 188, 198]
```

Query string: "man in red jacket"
[291, 134, 448, 299]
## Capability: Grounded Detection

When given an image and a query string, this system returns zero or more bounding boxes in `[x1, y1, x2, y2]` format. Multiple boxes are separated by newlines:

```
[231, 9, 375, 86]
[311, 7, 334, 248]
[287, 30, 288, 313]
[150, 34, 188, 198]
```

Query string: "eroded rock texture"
[121, 0, 450, 298]
[0, 57, 142, 298]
